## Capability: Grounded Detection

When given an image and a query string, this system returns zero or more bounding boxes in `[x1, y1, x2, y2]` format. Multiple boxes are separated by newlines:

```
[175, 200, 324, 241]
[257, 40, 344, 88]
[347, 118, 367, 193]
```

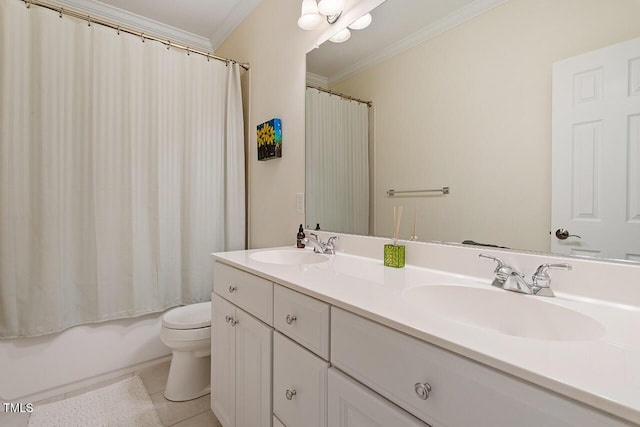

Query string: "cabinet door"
[273, 332, 328, 427]
[212, 294, 236, 427]
[235, 308, 273, 427]
[328, 368, 428, 427]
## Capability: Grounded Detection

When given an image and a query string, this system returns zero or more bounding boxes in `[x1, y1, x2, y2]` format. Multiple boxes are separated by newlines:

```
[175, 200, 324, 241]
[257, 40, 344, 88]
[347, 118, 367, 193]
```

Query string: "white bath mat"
[28, 376, 162, 427]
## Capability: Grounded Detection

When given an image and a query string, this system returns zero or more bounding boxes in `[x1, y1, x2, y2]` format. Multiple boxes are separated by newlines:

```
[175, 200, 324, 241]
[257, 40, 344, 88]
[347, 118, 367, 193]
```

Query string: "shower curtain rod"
[21, 0, 250, 70]
[307, 85, 372, 107]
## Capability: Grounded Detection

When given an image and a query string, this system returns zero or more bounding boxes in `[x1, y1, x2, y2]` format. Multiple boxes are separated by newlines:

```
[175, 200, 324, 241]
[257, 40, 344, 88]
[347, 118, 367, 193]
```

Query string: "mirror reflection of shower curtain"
[305, 89, 369, 235]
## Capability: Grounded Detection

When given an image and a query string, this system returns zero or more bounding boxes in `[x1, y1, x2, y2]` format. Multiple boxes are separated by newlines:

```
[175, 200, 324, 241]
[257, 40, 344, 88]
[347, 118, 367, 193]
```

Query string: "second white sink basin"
[403, 285, 605, 341]
[250, 249, 329, 265]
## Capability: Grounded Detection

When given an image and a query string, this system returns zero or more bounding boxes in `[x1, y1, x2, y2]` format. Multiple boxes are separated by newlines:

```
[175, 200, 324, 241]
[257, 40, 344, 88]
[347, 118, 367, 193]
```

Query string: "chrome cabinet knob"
[555, 229, 581, 240]
[228, 285, 238, 293]
[230, 318, 239, 326]
[285, 389, 297, 400]
[225, 315, 232, 323]
[285, 314, 297, 325]
[414, 382, 432, 400]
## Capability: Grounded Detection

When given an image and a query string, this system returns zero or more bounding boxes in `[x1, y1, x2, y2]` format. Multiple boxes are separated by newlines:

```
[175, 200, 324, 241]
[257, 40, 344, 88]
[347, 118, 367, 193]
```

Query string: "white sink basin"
[250, 249, 329, 265]
[402, 285, 605, 341]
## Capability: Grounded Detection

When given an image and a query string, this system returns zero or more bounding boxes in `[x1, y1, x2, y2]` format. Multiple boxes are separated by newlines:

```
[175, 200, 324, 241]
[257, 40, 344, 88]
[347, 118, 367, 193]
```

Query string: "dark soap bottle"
[297, 224, 306, 248]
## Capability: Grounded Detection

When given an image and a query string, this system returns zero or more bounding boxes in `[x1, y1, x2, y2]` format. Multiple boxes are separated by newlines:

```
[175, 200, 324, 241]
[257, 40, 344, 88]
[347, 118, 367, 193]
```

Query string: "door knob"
[555, 229, 581, 240]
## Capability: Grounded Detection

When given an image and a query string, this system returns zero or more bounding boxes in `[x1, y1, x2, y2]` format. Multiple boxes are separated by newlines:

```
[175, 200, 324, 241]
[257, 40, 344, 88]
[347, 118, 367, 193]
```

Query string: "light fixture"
[317, 0, 345, 16]
[298, 0, 344, 30]
[329, 28, 351, 43]
[348, 13, 372, 30]
[297, 0, 323, 30]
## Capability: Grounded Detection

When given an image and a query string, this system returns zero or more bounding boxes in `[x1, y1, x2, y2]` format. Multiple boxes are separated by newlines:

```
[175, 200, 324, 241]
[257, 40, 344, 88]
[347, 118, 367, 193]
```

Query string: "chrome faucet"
[303, 233, 338, 255]
[479, 254, 571, 297]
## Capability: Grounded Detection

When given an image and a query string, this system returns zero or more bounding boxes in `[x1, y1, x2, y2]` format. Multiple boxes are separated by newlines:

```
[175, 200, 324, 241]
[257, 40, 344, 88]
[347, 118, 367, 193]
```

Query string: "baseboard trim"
[19, 354, 172, 404]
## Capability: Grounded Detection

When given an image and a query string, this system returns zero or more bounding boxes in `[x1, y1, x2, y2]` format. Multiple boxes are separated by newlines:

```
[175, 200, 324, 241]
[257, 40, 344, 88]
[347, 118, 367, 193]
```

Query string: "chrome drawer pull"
[285, 389, 297, 400]
[228, 285, 237, 293]
[285, 314, 297, 325]
[414, 382, 432, 400]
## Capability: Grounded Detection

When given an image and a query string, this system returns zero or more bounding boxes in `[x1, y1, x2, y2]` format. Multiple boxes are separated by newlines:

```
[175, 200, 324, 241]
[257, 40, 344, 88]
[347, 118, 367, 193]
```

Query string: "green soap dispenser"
[297, 224, 306, 248]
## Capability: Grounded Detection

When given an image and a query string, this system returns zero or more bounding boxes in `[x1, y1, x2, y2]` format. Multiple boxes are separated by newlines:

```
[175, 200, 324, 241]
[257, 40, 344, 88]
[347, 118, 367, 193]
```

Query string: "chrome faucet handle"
[325, 236, 338, 254]
[304, 233, 325, 253]
[479, 254, 511, 289]
[479, 254, 531, 293]
[479, 254, 505, 272]
[531, 263, 572, 297]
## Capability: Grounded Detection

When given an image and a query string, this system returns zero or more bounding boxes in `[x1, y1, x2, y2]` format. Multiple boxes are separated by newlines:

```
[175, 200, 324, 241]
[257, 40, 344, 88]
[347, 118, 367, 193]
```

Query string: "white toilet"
[160, 301, 212, 401]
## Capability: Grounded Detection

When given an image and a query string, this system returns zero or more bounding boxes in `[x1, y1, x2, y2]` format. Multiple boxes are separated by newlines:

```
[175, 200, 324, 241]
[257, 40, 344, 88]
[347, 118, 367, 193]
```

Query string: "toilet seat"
[163, 302, 211, 330]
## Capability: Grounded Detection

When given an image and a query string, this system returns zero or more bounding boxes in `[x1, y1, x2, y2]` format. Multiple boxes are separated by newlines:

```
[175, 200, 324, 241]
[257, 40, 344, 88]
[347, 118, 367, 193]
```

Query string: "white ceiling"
[307, 0, 507, 84]
[47, 0, 505, 70]
[52, 0, 262, 51]
[96, 0, 261, 49]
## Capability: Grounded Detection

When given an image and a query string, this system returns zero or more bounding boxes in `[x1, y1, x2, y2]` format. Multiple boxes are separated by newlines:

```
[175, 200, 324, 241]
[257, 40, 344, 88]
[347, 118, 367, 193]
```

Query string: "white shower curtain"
[305, 88, 369, 235]
[0, 0, 245, 338]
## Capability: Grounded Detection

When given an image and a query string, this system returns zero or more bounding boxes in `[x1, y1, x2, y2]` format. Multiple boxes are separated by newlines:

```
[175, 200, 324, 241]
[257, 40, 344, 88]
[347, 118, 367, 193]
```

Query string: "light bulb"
[348, 13, 372, 30]
[318, 0, 344, 16]
[298, 0, 323, 30]
[329, 28, 351, 43]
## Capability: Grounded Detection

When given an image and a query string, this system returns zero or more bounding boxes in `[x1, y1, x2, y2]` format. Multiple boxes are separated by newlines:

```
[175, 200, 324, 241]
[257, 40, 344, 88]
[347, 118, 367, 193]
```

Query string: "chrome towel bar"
[387, 187, 450, 196]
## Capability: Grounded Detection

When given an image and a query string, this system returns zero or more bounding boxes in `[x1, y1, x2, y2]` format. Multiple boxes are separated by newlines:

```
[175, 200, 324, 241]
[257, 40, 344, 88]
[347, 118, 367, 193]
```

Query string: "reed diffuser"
[410, 207, 418, 241]
[384, 206, 405, 268]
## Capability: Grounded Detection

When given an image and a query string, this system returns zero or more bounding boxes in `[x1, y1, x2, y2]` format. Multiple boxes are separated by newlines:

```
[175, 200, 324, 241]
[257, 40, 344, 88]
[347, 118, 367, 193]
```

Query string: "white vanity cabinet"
[331, 307, 629, 427]
[272, 284, 330, 427]
[211, 263, 273, 427]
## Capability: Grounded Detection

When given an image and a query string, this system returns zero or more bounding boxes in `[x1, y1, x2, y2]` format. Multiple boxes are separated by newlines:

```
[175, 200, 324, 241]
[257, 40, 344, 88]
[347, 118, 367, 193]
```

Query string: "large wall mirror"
[305, 0, 640, 263]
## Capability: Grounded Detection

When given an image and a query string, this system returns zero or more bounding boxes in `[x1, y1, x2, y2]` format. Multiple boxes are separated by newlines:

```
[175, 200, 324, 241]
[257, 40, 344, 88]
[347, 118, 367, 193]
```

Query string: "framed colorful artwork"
[257, 118, 282, 161]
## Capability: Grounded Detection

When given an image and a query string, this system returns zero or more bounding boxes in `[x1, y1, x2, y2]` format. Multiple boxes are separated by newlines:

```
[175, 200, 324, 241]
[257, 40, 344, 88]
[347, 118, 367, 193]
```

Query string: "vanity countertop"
[212, 246, 640, 425]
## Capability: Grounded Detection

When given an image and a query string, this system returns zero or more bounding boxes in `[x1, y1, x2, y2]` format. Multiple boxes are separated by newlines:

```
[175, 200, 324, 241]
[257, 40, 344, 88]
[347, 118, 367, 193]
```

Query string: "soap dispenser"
[297, 224, 306, 248]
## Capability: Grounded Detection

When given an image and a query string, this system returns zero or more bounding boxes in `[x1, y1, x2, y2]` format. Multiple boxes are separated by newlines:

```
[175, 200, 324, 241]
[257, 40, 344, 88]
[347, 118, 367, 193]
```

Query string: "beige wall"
[216, 0, 316, 248]
[330, 0, 640, 251]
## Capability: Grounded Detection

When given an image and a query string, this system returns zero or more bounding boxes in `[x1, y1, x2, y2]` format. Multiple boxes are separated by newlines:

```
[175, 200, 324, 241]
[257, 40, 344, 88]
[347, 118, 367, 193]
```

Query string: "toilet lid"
[162, 302, 211, 330]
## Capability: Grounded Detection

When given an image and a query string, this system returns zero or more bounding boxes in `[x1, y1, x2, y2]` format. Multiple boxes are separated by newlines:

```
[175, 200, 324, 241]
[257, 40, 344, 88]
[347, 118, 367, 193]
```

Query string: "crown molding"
[328, 0, 510, 85]
[208, 0, 261, 51]
[46, 0, 213, 51]
[306, 72, 330, 88]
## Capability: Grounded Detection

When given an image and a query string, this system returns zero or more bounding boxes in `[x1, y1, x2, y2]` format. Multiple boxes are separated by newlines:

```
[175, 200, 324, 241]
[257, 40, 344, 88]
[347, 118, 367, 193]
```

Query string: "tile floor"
[0, 361, 221, 427]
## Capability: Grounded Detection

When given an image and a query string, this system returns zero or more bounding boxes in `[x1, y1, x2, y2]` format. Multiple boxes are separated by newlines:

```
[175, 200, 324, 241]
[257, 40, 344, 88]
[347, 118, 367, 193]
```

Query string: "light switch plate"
[296, 193, 305, 214]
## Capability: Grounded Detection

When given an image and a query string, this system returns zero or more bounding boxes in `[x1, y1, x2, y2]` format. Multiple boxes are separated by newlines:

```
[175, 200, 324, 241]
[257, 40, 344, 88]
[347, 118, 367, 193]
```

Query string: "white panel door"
[212, 294, 236, 427]
[552, 36, 640, 260]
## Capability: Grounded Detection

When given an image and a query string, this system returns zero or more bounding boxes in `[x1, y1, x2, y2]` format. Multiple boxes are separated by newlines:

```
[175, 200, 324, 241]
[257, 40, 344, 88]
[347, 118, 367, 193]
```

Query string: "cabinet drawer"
[273, 332, 328, 427]
[213, 261, 273, 325]
[274, 284, 330, 359]
[331, 307, 626, 427]
[328, 368, 428, 427]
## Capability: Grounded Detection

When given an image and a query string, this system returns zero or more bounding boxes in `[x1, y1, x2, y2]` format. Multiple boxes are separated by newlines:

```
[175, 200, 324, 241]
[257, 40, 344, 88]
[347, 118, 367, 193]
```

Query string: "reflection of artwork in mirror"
[305, 0, 640, 263]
